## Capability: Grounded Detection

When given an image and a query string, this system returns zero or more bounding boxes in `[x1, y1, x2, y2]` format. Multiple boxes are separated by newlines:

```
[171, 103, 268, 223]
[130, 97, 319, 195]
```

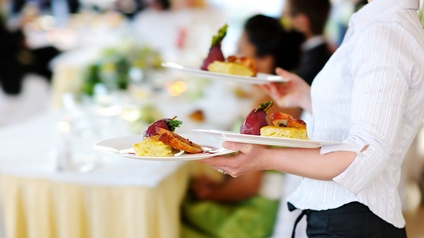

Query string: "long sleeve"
[330, 26, 410, 194]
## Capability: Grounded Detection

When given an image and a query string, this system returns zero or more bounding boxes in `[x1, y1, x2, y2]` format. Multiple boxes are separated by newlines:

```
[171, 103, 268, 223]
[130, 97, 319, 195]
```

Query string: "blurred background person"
[0, 16, 29, 95]
[146, 0, 171, 10]
[237, 14, 304, 119]
[181, 14, 304, 238]
[2, 0, 62, 81]
[9, 0, 80, 27]
[10, 0, 80, 15]
[354, 0, 369, 12]
[113, 0, 171, 19]
[282, 0, 332, 86]
[0, 9, 56, 126]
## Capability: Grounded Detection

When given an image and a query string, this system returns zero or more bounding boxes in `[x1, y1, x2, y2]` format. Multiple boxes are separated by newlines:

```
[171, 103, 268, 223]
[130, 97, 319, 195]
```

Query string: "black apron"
[289, 202, 407, 238]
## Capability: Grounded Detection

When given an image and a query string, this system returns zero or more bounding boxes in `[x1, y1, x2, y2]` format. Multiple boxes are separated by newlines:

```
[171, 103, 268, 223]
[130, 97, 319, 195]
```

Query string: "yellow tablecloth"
[0, 166, 189, 238]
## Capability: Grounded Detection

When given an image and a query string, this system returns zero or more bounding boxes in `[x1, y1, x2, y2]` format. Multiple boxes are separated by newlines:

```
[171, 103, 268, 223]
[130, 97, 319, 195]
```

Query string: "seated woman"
[181, 14, 304, 238]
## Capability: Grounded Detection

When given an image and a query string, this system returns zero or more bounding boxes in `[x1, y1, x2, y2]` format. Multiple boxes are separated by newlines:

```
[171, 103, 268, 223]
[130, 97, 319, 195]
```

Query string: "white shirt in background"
[301, 35, 326, 52]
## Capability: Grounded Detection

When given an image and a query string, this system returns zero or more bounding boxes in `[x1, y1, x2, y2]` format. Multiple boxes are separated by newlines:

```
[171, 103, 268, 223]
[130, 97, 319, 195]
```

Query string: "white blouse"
[287, 0, 424, 228]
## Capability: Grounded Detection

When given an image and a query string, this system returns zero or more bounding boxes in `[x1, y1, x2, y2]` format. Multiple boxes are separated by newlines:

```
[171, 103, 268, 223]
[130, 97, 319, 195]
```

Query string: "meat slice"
[156, 128, 203, 154]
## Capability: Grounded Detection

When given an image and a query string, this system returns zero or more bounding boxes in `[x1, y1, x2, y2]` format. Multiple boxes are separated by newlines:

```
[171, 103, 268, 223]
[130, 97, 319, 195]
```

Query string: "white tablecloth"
[0, 109, 191, 238]
[0, 111, 190, 187]
[0, 110, 186, 187]
[0, 74, 50, 127]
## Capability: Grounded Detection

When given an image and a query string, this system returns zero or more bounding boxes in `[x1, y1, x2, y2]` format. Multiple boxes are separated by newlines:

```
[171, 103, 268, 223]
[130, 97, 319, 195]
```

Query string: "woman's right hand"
[259, 68, 312, 114]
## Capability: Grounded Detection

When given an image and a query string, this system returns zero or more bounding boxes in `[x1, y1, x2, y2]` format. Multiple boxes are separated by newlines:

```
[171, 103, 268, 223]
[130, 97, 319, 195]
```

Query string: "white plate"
[193, 129, 341, 149]
[161, 62, 287, 84]
[94, 134, 236, 161]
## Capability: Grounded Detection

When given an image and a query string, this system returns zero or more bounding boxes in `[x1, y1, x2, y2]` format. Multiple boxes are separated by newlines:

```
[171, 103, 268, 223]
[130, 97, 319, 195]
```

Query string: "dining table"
[0, 109, 195, 238]
[0, 65, 255, 237]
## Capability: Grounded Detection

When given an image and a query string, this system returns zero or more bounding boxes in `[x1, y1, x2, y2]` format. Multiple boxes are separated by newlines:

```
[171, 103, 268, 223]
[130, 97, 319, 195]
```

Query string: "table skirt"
[0, 166, 189, 238]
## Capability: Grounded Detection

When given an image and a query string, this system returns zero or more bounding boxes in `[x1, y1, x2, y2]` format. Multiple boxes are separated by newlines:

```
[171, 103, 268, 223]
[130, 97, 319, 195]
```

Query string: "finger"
[267, 84, 285, 99]
[275, 67, 292, 79]
[221, 141, 247, 151]
[199, 155, 234, 168]
[257, 83, 268, 92]
[223, 167, 240, 178]
[257, 84, 273, 96]
[259, 83, 276, 93]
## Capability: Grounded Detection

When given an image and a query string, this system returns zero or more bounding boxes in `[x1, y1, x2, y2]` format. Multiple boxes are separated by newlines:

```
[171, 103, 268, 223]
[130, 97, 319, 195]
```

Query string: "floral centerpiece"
[81, 44, 163, 96]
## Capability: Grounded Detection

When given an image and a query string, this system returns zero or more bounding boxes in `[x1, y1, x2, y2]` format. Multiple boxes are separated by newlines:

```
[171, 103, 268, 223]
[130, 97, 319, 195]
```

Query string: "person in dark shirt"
[0, 18, 59, 95]
[238, 14, 304, 77]
[282, 0, 332, 85]
[237, 14, 305, 119]
[11, 0, 80, 15]
[0, 19, 29, 95]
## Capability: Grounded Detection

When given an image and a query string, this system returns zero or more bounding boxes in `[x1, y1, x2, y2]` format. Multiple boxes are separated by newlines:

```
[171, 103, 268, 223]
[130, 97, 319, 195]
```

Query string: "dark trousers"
[292, 202, 407, 238]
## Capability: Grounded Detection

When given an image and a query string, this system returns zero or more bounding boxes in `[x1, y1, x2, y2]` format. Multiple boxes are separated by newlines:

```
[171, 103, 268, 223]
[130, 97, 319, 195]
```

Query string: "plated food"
[207, 55, 258, 77]
[161, 62, 285, 84]
[200, 24, 227, 70]
[162, 24, 286, 84]
[192, 129, 336, 149]
[240, 101, 309, 140]
[191, 102, 330, 149]
[133, 117, 204, 157]
[94, 134, 236, 161]
[200, 24, 258, 77]
[94, 116, 237, 161]
[261, 112, 308, 140]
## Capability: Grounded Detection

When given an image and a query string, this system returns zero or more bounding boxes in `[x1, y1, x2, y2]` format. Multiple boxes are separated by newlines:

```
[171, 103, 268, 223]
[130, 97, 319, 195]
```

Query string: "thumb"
[275, 67, 291, 80]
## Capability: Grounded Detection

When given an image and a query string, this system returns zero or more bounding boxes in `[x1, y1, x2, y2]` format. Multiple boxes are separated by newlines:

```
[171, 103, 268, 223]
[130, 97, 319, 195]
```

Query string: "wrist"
[261, 147, 289, 173]
[261, 147, 278, 171]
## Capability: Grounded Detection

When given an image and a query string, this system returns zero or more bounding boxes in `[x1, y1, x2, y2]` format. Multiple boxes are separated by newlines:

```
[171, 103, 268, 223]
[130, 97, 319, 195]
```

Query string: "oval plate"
[161, 62, 287, 84]
[94, 134, 236, 161]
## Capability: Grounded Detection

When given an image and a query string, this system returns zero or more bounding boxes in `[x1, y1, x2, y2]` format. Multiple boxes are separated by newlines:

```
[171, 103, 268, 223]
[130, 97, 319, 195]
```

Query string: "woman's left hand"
[199, 141, 270, 177]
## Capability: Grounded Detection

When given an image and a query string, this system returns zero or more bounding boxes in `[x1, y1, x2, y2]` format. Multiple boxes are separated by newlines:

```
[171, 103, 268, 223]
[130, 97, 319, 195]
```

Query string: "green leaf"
[255, 101, 274, 113]
[165, 117, 183, 132]
[211, 24, 228, 47]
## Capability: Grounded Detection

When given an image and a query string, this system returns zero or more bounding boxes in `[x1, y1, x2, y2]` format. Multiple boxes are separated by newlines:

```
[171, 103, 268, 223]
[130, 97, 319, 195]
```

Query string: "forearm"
[263, 148, 356, 180]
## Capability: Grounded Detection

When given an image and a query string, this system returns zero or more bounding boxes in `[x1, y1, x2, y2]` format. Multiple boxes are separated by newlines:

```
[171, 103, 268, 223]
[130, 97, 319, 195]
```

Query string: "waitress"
[200, 0, 424, 237]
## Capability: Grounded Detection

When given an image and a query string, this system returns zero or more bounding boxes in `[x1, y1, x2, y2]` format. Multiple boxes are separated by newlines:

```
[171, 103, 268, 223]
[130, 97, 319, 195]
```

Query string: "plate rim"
[161, 62, 287, 84]
[192, 129, 341, 148]
[116, 148, 235, 161]
[93, 134, 236, 161]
